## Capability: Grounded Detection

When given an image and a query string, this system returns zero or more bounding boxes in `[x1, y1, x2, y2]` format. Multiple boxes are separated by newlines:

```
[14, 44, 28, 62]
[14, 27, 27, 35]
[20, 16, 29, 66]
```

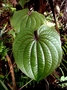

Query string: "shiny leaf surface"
[13, 25, 62, 81]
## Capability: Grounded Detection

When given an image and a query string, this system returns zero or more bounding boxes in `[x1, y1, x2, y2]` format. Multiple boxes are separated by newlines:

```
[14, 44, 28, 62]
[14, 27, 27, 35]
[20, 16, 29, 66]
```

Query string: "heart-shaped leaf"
[11, 8, 45, 33]
[13, 25, 62, 81]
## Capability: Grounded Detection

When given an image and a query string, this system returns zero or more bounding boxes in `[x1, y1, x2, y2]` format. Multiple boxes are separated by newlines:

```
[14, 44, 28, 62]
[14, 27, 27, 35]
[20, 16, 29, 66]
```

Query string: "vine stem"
[19, 79, 33, 90]
[6, 54, 17, 90]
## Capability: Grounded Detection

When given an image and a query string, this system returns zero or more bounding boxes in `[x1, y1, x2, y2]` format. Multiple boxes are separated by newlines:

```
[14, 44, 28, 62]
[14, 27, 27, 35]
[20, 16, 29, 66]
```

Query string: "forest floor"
[0, 0, 67, 90]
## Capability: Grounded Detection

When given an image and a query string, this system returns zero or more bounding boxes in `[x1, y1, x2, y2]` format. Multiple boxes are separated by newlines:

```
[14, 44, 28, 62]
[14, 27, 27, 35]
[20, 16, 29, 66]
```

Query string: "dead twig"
[6, 54, 17, 90]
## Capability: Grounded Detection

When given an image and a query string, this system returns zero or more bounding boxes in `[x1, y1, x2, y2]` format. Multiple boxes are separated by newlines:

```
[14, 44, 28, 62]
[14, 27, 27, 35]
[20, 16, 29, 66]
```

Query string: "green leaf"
[11, 8, 45, 33]
[59, 76, 67, 88]
[0, 42, 8, 60]
[13, 25, 62, 81]
[0, 75, 4, 80]
[0, 80, 8, 90]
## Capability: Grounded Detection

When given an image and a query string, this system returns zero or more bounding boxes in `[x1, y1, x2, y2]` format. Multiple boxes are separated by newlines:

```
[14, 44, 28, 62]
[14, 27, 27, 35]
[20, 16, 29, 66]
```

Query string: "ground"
[0, 0, 67, 90]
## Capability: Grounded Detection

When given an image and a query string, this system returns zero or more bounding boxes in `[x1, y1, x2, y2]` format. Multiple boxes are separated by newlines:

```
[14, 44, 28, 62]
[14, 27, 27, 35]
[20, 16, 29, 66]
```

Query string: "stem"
[6, 54, 17, 90]
[48, 0, 59, 33]
[28, 11, 32, 15]
[19, 79, 33, 90]
[28, 8, 33, 15]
